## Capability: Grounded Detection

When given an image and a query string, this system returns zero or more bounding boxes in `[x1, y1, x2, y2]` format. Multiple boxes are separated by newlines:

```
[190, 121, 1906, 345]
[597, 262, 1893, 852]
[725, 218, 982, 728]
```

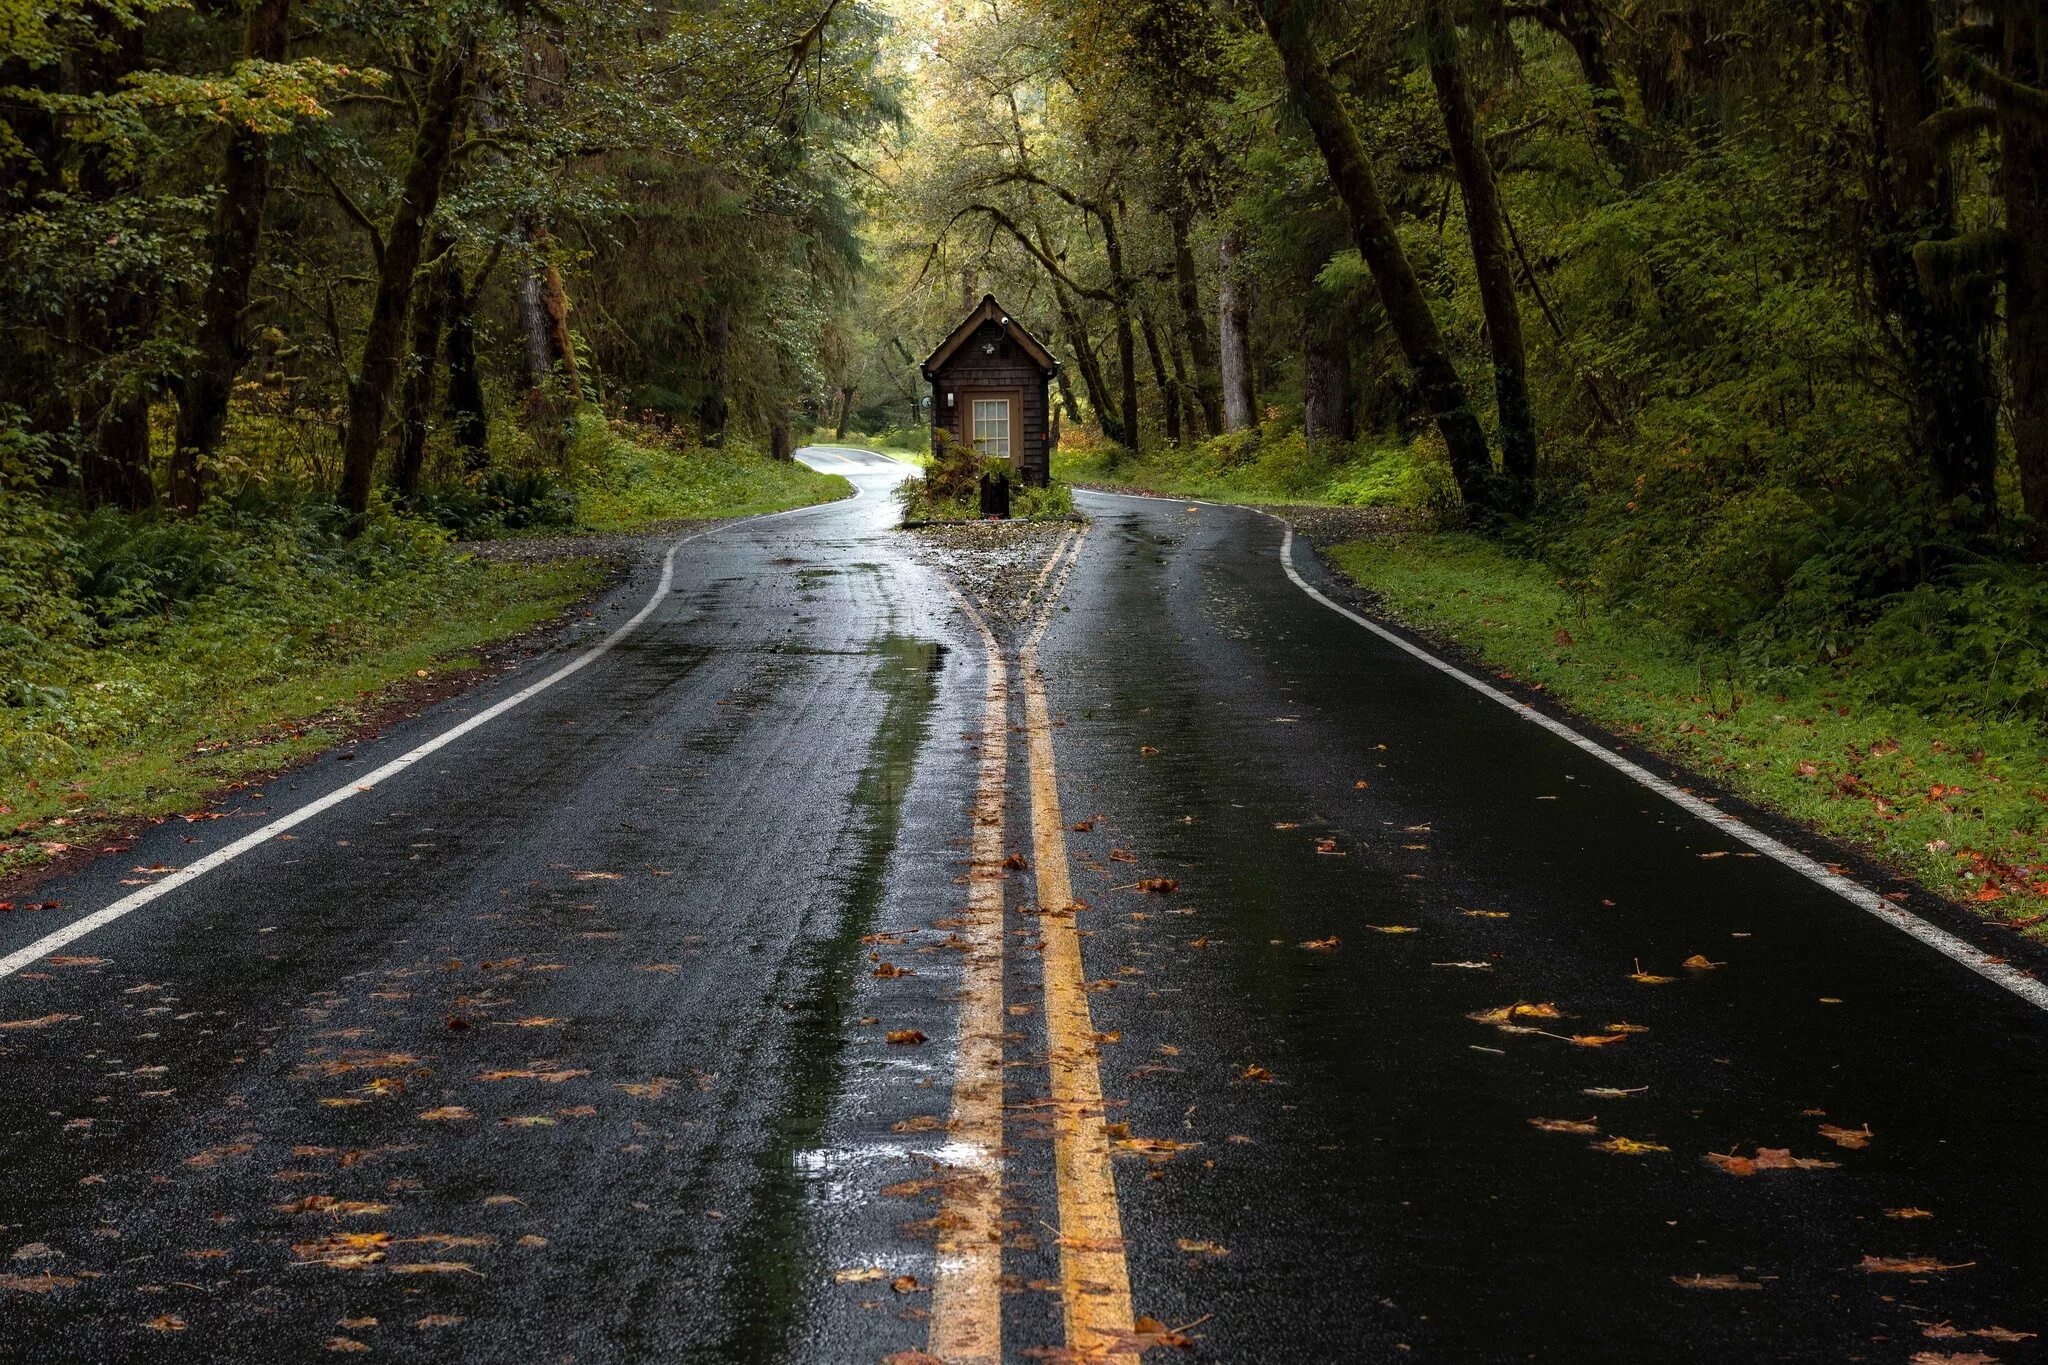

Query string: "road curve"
[1, 459, 2043, 1364]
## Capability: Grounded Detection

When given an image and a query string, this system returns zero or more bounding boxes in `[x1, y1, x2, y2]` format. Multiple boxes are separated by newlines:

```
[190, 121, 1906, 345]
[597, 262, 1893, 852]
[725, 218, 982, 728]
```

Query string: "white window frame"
[971, 398, 1012, 459]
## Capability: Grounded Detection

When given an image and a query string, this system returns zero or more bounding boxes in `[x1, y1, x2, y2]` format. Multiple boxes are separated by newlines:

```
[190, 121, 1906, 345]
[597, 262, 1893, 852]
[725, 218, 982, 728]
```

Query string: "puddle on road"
[713, 632, 942, 1362]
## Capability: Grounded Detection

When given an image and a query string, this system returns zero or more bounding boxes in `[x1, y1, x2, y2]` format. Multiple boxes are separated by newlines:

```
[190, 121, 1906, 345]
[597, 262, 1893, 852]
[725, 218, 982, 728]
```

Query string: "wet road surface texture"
[1, 446, 2044, 1364]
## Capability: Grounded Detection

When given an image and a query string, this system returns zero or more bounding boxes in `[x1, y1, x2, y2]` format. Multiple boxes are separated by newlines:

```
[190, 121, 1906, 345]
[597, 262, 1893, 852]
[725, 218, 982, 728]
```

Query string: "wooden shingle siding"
[922, 297, 1060, 488]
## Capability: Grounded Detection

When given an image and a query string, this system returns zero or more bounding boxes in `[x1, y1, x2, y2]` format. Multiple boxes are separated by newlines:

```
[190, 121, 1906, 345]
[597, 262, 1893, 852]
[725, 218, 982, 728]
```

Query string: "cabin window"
[971, 399, 1011, 458]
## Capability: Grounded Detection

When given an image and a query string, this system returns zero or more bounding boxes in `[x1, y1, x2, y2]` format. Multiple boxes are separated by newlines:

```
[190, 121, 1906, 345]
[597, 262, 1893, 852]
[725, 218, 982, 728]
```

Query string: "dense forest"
[4, 1, 2047, 895]
[859, 0, 2048, 711]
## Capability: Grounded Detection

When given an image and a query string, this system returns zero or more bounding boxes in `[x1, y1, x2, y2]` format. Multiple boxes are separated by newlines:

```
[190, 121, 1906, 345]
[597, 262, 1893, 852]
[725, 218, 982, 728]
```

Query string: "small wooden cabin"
[922, 295, 1060, 487]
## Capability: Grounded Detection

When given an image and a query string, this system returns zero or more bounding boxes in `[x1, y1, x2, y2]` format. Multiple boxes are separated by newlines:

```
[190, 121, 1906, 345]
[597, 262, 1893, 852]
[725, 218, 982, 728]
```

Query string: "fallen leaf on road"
[1671, 1273, 1762, 1290]
[0, 1274, 79, 1294]
[639, 964, 680, 974]
[46, 957, 104, 967]
[886, 1030, 927, 1046]
[502, 1115, 555, 1128]
[325, 1339, 371, 1354]
[873, 962, 914, 979]
[1002, 853, 1028, 870]
[571, 872, 622, 881]
[1568, 1034, 1628, 1048]
[1859, 1256, 1973, 1274]
[1908, 1353, 1997, 1365]
[1818, 1123, 1872, 1149]
[417, 1107, 474, 1122]
[1682, 955, 1723, 971]
[1583, 1086, 1646, 1099]
[415, 1313, 466, 1326]
[1298, 937, 1339, 951]
[618, 1078, 674, 1098]
[1887, 1208, 1935, 1220]
[1705, 1148, 1840, 1176]
[1604, 1022, 1649, 1034]
[144, 1315, 186, 1332]
[1237, 1065, 1272, 1084]
[891, 1274, 927, 1294]
[1462, 909, 1510, 919]
[502, 1017, 562, 1028]
[1629, 960, 1676, 984]
[0, 1014, 78, 1030]
[479, 1068, 588, 1083]
[1176, 1240, 1228, 1257]
[277, 1196, 390, 1217]
[883, 1352, 946, 1365]
[388, 1262, 480, 1276]
[1922, 1326, 2037, 1342]
[1528, 1118, 1600, 1135]
[1590, 1136, 1667, 1155]
[1365, 924, 1417, 934]
[1433, 961, 1493, 969]
[1135, 878, 1179, 894]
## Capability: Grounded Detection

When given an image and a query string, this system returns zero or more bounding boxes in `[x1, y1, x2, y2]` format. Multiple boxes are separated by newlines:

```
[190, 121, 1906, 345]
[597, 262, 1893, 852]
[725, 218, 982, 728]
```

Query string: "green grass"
[1, 547, 604, 880]
[1054, 422, 1453, 511]
[826, 430, 931, 466]
[0, 412, 852, 881]
[568, 415, 851, 531]
[1327, 533, 2048, 927]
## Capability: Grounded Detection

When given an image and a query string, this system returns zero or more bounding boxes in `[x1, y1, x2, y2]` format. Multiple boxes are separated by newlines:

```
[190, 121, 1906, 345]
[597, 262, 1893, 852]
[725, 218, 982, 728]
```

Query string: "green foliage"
[1332, 532, 2048, 917]
[1057, 420, 1452, 511]
[562, 412, 847, 532]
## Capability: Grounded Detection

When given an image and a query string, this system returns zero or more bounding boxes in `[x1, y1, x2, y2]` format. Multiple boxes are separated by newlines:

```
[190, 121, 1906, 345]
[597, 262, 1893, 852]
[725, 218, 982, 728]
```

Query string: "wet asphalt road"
[2, 447, 2045, 1364]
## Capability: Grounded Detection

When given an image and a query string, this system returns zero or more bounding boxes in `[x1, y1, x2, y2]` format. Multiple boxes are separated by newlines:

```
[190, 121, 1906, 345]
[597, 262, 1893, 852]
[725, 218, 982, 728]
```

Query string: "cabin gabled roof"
[921, 294, 1059, 378]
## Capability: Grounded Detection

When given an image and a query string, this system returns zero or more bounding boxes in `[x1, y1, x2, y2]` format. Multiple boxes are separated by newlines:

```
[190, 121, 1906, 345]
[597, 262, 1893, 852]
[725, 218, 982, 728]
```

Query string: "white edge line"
[1080, 486, 2048, 1014]
[0, 484, 864, 983]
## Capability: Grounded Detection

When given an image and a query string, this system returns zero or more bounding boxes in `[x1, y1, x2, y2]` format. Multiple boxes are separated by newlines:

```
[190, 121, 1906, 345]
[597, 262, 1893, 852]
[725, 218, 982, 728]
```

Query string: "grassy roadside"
[0, 417, 849, 884]
[1053, 421, 1448, 511]
[1327, 533, 2048, 930]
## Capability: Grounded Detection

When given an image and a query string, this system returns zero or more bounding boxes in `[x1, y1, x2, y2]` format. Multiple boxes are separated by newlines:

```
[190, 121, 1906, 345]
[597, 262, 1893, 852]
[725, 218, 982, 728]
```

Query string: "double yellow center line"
[930, 526, 1136, 1364]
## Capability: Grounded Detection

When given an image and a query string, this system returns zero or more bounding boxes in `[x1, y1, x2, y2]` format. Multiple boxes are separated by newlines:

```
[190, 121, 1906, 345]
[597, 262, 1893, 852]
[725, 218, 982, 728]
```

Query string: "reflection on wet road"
[1, 449, 2043, 1364]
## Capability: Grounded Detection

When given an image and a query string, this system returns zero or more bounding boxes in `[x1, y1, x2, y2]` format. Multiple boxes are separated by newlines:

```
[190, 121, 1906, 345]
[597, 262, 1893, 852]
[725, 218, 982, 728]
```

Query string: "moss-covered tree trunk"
[1171, 207, 1223, 434]
[170, 0, 292, 512]
[1861, 0, 2000, 526]
[2000, 11, 2048, 529]
[1218, 226, 1257, 432]
[1258, 0, 1497, 512]
[441, 242, 490, 470]
[1428, 0, 1538, 510]
[338, 42, 471, 534]
[394, 249, 449, 500]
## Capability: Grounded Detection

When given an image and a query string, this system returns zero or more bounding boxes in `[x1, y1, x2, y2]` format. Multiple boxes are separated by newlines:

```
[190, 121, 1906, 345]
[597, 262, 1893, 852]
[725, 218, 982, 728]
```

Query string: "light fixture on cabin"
[982, 341, 997, 355]
[946, 392, 955, 408]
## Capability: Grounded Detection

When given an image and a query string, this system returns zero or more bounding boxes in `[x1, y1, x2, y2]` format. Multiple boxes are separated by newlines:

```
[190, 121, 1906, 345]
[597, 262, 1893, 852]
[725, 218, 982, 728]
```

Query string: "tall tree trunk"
[1218, 227, 1257, 431]
[700, 314, 729, 444]
[1055, 367, 1082, 425]
[1862, 0, 2000, 526]
[1099, 205, 1141, 449]
[442, 244, 489, 470]
[835, 386, 856, 439]
[1167, 328, 1198, 442]
[1428, 0, 1538, 510]
[1303, 328, 1349, 444]
[170, 0, 291, 511]
[769, 409, 792, 462]
[338, 42, 471, 533]
[394, 250, 449, 499]
[1258, 0, 1497, 512]
[517, 222, 580, 399]
[74, 11, 153, 512]
[1170, 192, 1223, 434]
[2003, 12, 2048, 530]
[1053, 281, 1122, 443]
[1139, 306, 1179, 445]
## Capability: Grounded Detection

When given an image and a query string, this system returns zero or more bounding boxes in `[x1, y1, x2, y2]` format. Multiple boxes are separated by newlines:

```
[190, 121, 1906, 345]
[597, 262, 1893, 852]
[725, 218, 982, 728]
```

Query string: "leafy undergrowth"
[0, 410, 844, 881]
[833, 426, 931, 464]
[1054, 420, 1454, 511]
[1328, 533, 2048, 929]
[898, 428, 1075, 523]
[0, 497, 603, 881]
[565, 415, 849, 532]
